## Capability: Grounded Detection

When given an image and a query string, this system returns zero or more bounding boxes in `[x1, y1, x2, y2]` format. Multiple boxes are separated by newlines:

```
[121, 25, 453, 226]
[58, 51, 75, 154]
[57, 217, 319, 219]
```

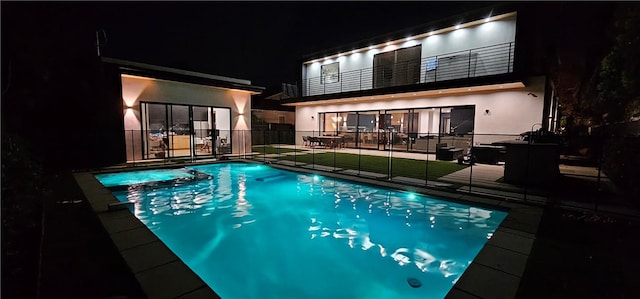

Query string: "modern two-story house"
[282, 4, 557, 153]
[102, 57, 264, 162]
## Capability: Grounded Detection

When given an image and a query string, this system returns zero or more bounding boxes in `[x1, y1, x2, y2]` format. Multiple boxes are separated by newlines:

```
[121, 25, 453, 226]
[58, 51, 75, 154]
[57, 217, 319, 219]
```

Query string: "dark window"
[373, 45, 421, 88]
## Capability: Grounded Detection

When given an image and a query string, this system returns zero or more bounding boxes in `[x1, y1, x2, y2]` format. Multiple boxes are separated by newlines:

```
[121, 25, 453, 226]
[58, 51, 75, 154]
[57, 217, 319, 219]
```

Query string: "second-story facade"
[301, 11, 516, 97]
[282, 4, 556, 153]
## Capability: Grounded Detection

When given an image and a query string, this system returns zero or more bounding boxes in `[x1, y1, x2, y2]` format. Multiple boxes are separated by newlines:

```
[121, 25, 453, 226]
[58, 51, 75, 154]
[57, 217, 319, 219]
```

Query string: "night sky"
[3, 2, 494, 92]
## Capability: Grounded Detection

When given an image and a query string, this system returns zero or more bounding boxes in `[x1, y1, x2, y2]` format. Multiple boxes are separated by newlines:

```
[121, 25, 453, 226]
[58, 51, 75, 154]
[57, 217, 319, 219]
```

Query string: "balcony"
[302, 42, 515, 97]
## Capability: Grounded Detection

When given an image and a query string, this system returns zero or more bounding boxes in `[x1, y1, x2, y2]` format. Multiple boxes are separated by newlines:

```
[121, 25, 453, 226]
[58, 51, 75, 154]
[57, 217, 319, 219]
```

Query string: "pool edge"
[72, 172, 222, 299]
[75, 160, 543, 299]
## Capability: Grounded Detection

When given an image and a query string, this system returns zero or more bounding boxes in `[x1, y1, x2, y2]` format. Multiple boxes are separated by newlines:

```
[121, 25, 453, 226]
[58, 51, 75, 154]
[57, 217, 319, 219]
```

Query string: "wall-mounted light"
[485, 109, 491, 115]
[311, 115, 315, 120]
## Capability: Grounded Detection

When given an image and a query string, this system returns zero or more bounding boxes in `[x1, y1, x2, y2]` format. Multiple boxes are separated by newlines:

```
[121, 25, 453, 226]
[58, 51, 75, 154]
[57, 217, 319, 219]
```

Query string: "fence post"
[312, 131, 316, 170]
[467, 49, 472, 78]
[508, 43, 513, 72]
[388, 135, 393, 180]
[434, 56, 438, 82]
[595, 141, 603, 212]
[468, 133, 474, 193]
[131, 130, 135, 167]
[358, 145, 362, 176]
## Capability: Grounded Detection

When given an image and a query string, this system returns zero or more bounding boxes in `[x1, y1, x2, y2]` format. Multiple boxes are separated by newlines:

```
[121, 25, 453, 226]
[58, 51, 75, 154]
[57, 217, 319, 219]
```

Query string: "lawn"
[251, 145, 305, 154]
[273, 152, 467, 180]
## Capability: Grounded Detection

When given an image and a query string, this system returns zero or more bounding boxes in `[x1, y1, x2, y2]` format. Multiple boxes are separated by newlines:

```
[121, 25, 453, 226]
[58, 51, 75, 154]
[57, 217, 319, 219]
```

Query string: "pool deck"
[74, 159, 543, 299]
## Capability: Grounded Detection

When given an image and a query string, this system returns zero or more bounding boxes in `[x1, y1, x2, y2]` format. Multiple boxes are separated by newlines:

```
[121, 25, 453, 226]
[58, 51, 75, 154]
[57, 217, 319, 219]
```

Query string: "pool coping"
[73, 159, 543, 299]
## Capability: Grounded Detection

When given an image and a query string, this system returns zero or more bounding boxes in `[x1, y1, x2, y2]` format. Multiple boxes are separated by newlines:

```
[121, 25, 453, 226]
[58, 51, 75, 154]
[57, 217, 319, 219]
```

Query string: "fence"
[122, 129, 639, 215]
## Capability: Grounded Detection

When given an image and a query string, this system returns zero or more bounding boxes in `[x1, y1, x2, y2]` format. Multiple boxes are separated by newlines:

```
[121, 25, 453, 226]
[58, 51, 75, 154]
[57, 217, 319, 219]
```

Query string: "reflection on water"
[108, 163, 506, 299]
[299, 174, 504, 283]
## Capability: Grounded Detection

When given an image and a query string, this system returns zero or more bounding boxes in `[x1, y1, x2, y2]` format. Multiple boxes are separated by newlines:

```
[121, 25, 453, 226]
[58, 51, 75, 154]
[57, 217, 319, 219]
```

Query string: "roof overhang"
[103, 57, 265, 94]
[282, 81, 525, 107]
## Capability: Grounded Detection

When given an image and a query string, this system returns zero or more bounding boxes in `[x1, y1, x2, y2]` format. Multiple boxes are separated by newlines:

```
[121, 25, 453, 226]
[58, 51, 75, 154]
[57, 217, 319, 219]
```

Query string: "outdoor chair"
[308, 136, 321, 148]
[148, 134, 167, 158]
[303, 136, 310, 147]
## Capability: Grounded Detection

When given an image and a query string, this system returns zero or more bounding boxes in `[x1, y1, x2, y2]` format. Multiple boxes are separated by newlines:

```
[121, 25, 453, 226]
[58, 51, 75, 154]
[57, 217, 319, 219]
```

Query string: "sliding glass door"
[141, 103, 169, 159]
[315, 105, 475, 153]
[140, 102, 231, 159]
[168, 105, 192, 157]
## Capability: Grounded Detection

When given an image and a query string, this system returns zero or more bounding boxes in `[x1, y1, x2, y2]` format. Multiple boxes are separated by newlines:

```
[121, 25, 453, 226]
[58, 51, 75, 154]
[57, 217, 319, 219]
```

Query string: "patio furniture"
[318, 136, 343, 148]
[471, 145, 505, 164]
[148, 133, 167, 158]
[308, 136, 321, 148]
[436, 143, 464, 161]
[218, 138, 231, 154]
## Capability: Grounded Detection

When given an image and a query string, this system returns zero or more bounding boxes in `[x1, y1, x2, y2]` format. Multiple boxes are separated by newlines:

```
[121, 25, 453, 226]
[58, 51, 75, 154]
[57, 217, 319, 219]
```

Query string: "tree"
[594, 3, 640, 125]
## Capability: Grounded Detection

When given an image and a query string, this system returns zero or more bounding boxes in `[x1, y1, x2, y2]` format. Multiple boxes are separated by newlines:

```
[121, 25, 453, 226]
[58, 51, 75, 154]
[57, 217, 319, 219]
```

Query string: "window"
[373, 45, 421, 88]
[321, 62, 340, 84]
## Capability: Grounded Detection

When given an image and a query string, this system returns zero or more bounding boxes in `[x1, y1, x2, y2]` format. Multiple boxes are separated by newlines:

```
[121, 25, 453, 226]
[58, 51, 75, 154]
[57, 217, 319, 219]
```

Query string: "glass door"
[193, 106, 214, 156]
[168, 105, 191, 157]
[142, 103, 168, 159]
[357, 111, 379, 150]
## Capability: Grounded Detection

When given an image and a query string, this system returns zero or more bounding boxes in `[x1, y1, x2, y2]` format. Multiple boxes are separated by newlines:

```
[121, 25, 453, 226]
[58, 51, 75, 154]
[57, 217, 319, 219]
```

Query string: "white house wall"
[296, 76, 545, 146]
[302, 15, 517, 93]
[121, 75, 253, 155]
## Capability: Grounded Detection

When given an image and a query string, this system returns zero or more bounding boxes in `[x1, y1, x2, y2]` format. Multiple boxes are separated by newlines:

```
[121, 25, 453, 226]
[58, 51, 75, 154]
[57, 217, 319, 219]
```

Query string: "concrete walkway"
[439, 163, 513, 189]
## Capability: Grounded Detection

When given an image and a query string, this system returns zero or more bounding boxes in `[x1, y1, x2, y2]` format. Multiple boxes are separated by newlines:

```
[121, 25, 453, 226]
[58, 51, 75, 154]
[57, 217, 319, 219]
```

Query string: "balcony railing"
[302, 42, 515, 97]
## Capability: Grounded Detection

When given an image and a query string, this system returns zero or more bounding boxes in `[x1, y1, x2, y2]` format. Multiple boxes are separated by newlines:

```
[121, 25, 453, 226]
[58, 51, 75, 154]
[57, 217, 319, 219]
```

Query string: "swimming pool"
[96, 162, 507, 299]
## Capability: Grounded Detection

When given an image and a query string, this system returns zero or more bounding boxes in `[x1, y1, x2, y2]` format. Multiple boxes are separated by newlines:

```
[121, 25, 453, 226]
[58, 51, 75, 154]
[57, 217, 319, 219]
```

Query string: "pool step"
[107, 201, 134, 212]
[256, 174, 288, 182]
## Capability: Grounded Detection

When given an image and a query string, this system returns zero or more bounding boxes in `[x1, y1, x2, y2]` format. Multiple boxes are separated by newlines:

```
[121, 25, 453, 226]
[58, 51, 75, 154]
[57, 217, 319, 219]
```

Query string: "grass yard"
[275, 152, 467, 180]
[251, 145, 305, 154]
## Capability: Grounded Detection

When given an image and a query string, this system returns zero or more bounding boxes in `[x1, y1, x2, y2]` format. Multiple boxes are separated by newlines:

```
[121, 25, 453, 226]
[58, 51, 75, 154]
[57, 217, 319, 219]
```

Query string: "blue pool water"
[95, 168, 194, 187]
[96, 162, 507, 299]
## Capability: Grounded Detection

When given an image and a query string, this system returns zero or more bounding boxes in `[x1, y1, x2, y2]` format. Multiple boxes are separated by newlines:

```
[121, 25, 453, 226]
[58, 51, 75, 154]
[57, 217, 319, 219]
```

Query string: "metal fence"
[303, 42, 515, 97]
[122, 129, 638, 215]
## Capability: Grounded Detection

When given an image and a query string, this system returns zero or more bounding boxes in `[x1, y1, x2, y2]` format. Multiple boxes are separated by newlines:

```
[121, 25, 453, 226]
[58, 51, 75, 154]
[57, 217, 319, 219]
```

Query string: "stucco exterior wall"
[302, 15, 517, 87]
[295, 76, 545, 146]
[121, 74, 253, 158]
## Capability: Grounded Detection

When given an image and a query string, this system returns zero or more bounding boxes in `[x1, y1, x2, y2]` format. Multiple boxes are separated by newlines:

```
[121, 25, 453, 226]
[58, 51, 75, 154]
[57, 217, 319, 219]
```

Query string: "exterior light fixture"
[455, 25, 461, 30]
[485, 17, 491, 23]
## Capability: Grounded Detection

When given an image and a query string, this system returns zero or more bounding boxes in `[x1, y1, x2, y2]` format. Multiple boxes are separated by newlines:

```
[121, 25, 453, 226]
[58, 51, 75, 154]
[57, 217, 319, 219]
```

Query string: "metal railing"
[120, 129, 639, 216]
[302, 42, 515, 97]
